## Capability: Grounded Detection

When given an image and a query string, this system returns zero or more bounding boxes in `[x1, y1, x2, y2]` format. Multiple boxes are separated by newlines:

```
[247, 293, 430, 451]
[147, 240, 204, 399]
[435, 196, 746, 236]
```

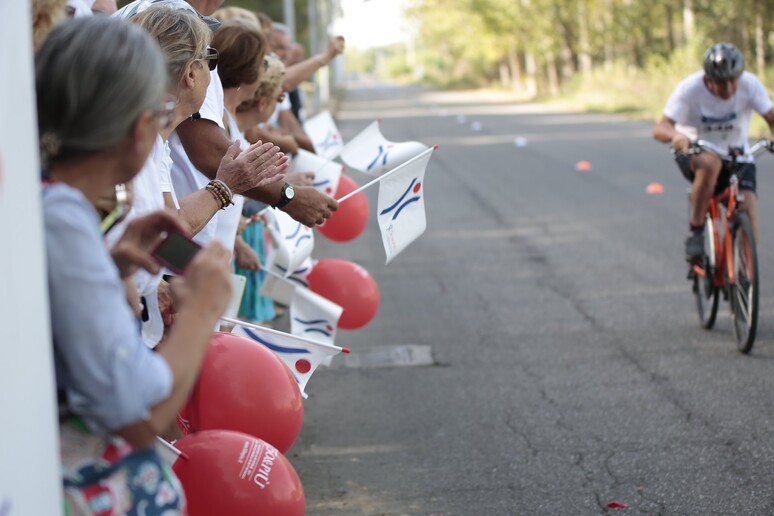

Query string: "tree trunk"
[604, 0, 614, 71]
[546, 51, 560, 95]
[525, 51, 537, 96]
[755, 3, 765, 77]
[508, 44, 523, 92]
[682, 0, 695, 47]
[665, 3, 675, 53]
[578, 0, 592, 76]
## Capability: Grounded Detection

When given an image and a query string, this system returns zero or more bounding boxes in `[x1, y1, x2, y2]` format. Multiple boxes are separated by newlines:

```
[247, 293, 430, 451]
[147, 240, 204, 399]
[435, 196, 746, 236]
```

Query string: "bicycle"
[688, 138, 773, 353]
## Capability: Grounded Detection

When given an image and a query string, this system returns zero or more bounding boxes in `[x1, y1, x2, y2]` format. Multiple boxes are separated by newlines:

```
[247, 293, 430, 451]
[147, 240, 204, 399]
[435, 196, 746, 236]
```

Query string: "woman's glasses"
[199, 47, 219, 71]
[154, 97, 177, 130]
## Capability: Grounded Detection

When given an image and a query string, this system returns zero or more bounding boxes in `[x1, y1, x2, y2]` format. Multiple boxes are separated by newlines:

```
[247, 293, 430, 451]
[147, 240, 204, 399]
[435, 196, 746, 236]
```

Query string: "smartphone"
[151, 230, 202, 275]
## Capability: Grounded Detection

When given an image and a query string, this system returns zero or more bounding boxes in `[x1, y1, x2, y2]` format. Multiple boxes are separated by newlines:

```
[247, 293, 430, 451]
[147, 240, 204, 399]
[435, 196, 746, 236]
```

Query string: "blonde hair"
[32, 0, 67, 50]
[237, 53, 285, 112]
[133, 5, 211, 90]
[212, 6, 260, 27]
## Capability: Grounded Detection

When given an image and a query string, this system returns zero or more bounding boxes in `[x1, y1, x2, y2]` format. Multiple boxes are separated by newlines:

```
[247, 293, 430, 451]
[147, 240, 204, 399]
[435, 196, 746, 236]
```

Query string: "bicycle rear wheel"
[694, 214, 719, 329]
[729, 212, 759, 353]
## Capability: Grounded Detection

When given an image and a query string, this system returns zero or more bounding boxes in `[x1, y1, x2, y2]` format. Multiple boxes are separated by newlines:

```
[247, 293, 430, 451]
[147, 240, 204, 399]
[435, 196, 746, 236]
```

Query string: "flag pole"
[156, 437, 189, 461]
[337, 146, 437, 203]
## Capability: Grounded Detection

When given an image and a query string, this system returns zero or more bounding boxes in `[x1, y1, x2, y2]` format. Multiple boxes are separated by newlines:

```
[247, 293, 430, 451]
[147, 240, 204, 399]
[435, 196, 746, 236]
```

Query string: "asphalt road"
[290, 85, 774, 515]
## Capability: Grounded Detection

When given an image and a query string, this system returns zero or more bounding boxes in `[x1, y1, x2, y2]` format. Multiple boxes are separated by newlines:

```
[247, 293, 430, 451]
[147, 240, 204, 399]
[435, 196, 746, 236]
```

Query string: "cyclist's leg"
[688, 152, 722, 227]
[676, 152, 722, 260]
[736, 162, 759, 240]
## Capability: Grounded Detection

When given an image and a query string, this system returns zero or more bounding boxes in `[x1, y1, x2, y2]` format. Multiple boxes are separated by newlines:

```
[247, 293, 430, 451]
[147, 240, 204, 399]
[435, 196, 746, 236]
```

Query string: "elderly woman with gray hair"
[38, 16, 231, 513]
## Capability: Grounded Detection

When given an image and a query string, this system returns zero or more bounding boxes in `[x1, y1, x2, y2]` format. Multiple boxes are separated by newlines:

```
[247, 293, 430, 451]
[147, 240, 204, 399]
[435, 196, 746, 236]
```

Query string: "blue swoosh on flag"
[295, 235, 312, 248]
[313, 179, 330, 187]
[367, 145, 384, 171]
[242, 327, 309, 354]
[390, 197, 421, 220]
[294, 318, 329, 325]
[286, 224, 302, 240]
[305, 328, 332, 337]
[381, 177, 418, 216]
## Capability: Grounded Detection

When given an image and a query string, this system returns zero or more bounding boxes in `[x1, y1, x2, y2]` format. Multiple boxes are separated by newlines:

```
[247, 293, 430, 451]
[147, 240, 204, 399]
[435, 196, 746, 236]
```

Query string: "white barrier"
[0, 3, 63, 514]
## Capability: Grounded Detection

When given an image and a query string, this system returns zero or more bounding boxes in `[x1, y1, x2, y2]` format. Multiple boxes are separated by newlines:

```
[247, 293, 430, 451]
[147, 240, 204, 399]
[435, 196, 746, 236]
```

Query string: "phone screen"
[152, 231, 202, 274]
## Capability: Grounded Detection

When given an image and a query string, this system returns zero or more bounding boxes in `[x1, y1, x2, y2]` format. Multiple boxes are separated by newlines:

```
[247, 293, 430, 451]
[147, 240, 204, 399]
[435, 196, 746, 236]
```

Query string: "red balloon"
[179, 332, 303, 453]
[173, 430, 305, 516]
[316, 174, 369, 242]
[308, 259, 379, 330]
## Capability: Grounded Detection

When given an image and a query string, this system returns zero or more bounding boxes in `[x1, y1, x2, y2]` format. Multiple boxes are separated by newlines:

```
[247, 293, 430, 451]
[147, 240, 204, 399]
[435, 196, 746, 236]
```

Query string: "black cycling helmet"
[703, 43, 744, 81]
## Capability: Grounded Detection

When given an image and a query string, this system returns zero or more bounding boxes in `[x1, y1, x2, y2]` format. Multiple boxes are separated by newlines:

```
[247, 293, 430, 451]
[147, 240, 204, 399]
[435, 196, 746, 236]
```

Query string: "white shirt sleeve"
[663, 78, 691, 124]
[746, 73, 773, 115]
[198, 69, 226, 129]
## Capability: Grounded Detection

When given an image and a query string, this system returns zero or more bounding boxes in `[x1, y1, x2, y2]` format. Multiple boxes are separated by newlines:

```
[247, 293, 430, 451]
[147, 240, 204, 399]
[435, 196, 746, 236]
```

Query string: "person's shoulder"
[739, 71, 766, 88]
[43, 184, 97, 232]
[678, 71, 705, 89]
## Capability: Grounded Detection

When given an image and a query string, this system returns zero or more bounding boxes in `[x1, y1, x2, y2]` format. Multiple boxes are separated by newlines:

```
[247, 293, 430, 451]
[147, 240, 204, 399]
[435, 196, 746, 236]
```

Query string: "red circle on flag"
[295, 359, 312, 374]
[325, 187, 333, 194]
[413, 182, 422, 194]
[326, 325, 333, 332]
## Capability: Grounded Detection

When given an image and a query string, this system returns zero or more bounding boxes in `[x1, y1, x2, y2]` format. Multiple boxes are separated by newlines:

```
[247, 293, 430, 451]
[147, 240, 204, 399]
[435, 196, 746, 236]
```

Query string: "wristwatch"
[274, 181, 296, 209]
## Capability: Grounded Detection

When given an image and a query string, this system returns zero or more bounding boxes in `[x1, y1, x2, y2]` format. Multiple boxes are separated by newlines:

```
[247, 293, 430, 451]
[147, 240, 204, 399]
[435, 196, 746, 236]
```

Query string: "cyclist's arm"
[653, 115, 689, 152]
[761, 108, 774, 138]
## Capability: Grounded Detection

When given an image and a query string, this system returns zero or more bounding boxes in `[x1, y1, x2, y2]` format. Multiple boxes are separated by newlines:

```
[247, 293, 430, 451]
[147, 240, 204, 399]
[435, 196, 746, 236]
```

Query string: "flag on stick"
[226, 317, 349, 397]
[377, 146, 436, 264]
[264, 209, 314, 278]
[290, 149, 343, 197]
[339, 121, 428, 176]
[289, 285, 343, 347]
[304, 111, 344, 160]
[258, 268, 296, 305]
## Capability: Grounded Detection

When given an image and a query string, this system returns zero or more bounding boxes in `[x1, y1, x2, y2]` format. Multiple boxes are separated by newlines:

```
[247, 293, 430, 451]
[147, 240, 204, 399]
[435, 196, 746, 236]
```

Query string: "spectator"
[37, 16, 232, 513]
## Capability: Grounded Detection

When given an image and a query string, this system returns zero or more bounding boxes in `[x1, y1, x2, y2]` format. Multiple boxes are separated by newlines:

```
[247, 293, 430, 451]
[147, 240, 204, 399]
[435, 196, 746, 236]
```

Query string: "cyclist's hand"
[671, 133, 690, 154]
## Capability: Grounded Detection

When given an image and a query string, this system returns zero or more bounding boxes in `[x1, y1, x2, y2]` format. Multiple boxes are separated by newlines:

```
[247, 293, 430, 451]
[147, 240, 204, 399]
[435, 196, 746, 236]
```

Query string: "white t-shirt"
[106, 135, 177, 348]
[214, 111, 247, 253]
[664, 71, 773, 158]
[169, 69, 225, 247]
[267, 95, 292, 128]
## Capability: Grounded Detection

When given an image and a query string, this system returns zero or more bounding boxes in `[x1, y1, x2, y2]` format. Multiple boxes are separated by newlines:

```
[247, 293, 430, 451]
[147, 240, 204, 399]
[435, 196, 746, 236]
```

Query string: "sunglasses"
[199, 47, 219, 71]
[276, 93, 286, 103]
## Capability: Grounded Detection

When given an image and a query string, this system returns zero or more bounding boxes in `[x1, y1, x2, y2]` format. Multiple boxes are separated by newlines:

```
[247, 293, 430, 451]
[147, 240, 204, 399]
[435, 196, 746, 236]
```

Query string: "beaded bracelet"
[205, 179, 234, 210]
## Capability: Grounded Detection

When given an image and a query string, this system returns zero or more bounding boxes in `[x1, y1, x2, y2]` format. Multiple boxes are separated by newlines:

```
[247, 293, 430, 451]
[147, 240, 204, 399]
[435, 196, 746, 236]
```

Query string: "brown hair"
[212, 19, 267, 89]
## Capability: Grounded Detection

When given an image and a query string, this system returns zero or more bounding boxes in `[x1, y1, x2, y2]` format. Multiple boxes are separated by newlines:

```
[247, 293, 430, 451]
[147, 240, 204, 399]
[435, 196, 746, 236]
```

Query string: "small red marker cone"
[575, 160, 592, 171]
[646, 182, 664, 194]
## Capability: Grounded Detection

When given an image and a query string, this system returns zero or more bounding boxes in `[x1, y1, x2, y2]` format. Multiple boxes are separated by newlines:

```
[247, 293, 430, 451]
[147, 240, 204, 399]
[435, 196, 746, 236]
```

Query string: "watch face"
[285, 184, 295, 200]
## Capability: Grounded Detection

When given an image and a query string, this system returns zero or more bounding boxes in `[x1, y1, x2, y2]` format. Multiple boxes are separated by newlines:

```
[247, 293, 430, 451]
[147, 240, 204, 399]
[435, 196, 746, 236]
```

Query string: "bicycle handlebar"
[688, 138, 774, 160]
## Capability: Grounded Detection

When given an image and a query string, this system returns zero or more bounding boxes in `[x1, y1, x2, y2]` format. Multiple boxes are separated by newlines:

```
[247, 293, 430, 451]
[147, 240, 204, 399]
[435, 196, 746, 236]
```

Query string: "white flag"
[231, 322, 347, 397]
[290, 286, 343, 347]
[290, 149, 343, 197]
[339, 121, 428, 176]
[258, 271, 296, 305]
[377, 147, 435, 264]
[304, 110, 344, 160]
[263, 209, 314, 277]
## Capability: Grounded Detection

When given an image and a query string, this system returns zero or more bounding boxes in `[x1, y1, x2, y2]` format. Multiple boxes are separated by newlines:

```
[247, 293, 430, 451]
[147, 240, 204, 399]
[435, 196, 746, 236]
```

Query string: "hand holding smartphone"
[151, 229, 202, 275]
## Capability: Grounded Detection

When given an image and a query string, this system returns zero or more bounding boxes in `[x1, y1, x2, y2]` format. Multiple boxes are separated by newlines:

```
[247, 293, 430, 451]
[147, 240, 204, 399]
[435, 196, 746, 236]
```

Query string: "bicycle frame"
[690, 138, 770, 289]
[696, 183, 739, 289]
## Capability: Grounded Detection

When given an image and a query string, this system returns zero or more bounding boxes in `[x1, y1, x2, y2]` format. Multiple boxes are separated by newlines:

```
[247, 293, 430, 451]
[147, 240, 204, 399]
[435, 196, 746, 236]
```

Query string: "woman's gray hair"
[36, 16, 168, 162]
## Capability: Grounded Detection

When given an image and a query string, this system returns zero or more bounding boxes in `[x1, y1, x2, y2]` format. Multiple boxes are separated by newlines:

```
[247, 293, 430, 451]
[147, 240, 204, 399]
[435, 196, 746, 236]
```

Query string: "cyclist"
[652, 43, 774, 261]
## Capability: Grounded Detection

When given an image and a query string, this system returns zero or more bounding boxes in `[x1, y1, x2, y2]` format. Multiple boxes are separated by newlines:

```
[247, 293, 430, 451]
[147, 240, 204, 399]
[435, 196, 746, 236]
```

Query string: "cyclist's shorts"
[675, 153, 757, 194]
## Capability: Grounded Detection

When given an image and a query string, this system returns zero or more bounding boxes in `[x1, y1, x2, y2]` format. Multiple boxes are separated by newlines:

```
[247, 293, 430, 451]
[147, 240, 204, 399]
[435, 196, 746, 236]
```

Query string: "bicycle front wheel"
[729, 212, 759, 354]
[694, 214, 719, 329]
